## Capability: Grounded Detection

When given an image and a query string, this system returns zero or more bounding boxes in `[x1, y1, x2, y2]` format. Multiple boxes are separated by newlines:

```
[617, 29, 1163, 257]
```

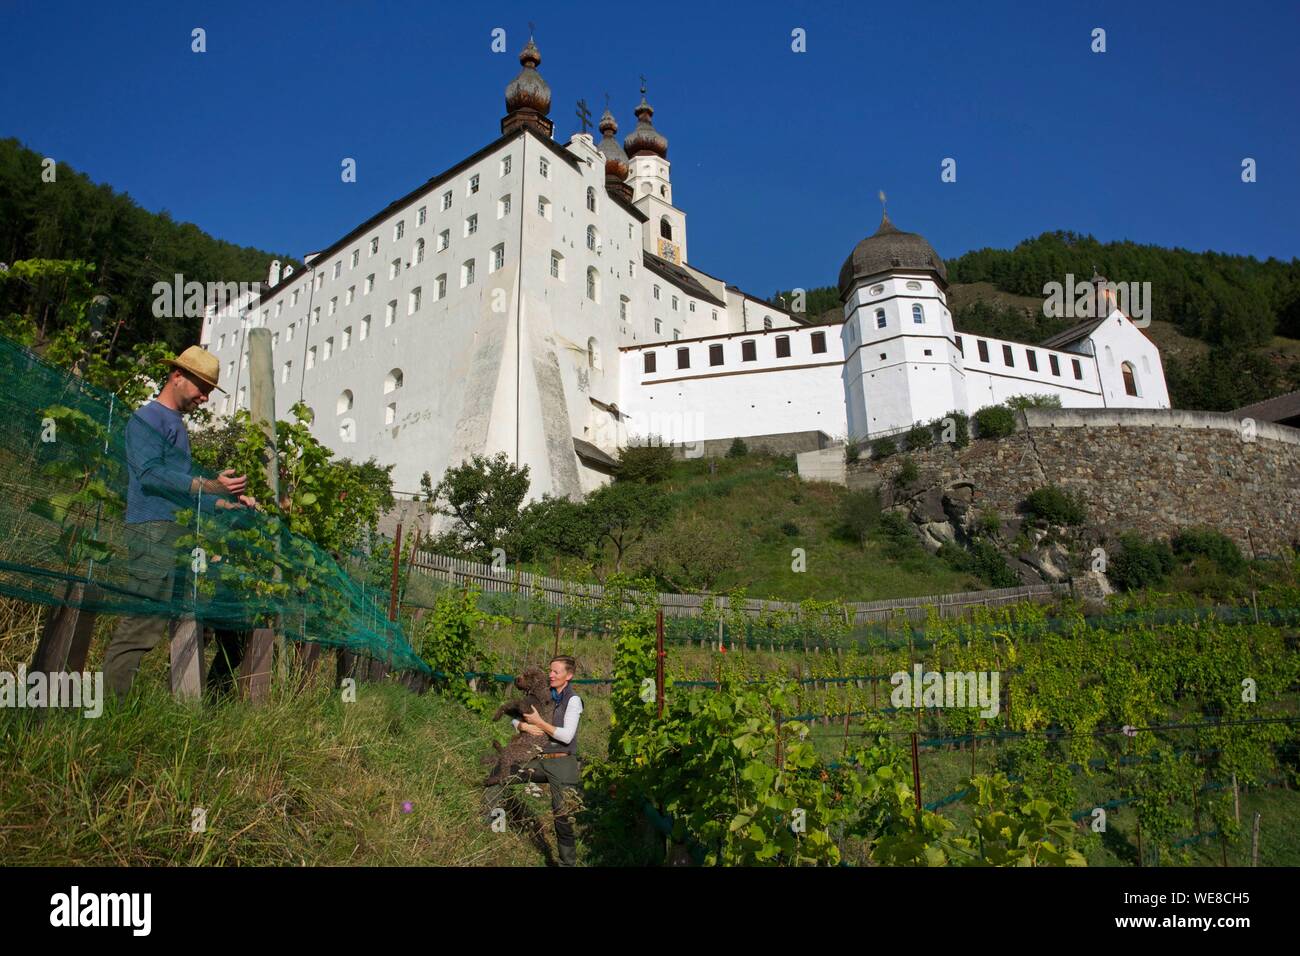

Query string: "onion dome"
[596, 107, 629, 180]
[837, 212, 948, 299]
[623, 86, 668, 158]
[504, 37, 551, 115]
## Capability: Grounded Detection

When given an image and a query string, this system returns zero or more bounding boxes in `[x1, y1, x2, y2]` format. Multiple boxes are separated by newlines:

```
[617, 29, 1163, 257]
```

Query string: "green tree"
[424, 453, 530, 562]
[587, 481, 671, 574]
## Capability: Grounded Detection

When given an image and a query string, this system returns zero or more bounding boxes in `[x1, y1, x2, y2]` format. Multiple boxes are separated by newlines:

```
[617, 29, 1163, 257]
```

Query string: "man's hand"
[216, 469, 248, 496]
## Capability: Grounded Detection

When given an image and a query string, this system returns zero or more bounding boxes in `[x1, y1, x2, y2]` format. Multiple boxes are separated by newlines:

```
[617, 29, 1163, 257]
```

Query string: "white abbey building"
[202, 37, 1168, 499]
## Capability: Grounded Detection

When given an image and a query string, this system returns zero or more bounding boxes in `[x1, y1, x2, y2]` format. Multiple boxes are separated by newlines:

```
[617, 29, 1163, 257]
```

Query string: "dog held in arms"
[482, 666, 551, 787]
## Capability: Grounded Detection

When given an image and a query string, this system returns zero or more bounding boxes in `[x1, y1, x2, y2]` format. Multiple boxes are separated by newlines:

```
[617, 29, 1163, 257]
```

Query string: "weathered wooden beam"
[169, 615, 203, 701]
[238, 627, 274, 703]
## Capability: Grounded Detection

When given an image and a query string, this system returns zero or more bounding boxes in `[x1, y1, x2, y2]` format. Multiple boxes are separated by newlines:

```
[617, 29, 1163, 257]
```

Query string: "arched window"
[1104, 345, 1115, 366]
[586, 267, 600, 303]
[875, 308, 887, 329]
[337, 389, 353, 415]
[912, 304, 924, 324]
[384, 369, 403, 394]
[586, 186, 596, 212]
[587, 337, 600, 370]
[660, 217, 672, 241]
[586, 225, 597, 251]
[1121, 361, 1139, 397]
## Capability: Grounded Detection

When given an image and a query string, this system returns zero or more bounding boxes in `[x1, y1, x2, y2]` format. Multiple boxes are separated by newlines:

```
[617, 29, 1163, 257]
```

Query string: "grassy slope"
[0, 609, 555, 866]
[532, 454, 978, 602]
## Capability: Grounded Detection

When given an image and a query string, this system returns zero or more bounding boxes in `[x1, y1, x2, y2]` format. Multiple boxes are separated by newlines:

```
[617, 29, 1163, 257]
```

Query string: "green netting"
[0, 333, 428, 674]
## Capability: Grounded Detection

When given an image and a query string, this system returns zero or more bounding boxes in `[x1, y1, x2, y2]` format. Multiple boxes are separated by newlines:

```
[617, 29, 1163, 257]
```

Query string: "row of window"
[643, 330, 828, 373]
[958, 336, 1084, 381]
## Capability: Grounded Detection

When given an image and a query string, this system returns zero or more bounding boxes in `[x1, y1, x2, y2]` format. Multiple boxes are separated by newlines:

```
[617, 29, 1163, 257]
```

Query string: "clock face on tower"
[657, 238, 681, 264]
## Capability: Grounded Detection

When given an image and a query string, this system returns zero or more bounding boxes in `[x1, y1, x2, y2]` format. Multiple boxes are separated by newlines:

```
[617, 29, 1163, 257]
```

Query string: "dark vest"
[543, 683, 579, 755]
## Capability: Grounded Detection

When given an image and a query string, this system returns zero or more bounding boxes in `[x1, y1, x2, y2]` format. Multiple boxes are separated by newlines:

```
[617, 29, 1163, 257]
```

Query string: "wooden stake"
[169, 615, 203, 701]
[1251, 812, 1261, 867]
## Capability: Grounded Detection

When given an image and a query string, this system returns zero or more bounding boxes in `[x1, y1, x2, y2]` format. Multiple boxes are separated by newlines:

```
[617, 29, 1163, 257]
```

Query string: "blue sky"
[2, 0, 1297, 295]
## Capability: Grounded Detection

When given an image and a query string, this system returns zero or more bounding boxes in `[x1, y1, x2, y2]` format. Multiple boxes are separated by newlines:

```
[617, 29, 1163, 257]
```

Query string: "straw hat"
[169, 346, 225, 393]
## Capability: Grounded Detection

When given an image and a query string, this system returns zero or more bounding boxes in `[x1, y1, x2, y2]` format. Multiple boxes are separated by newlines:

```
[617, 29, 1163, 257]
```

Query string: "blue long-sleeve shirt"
[124, 400, 194, 524]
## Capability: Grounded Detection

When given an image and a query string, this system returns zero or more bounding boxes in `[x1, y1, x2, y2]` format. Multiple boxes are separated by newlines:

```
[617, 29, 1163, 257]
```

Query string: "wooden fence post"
[169, 615, 203, 701]
[245, 327, 281, 703]
[656, 609, 665, 719]
[30, 582, 98, 675]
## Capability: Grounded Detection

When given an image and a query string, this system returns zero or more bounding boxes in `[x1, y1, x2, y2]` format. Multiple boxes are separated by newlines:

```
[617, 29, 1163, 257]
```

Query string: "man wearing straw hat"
[103, 346, 254, 698]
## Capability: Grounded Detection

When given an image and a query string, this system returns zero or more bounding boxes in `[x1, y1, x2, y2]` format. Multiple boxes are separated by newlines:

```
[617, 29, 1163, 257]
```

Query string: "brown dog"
[482, 666, 551, 787]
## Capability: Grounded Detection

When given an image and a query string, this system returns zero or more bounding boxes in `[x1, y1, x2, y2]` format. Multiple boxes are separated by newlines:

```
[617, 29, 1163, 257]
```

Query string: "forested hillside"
[0, 138, 296, 353]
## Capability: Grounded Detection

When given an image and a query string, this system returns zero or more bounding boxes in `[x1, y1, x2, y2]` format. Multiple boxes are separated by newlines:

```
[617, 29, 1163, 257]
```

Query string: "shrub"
[780, 520, 800, 537]
[838, 488, 881, 549]
[968, 538, 1020, 587]
[903, 424, 933, 452]
[1171, 527, 1247, 574]
[726, 437, 748, 458]
[773, 453, 796, 471]
[1024, 485, 1087, 526]
[1107, 534, 1176, 592]
[844, 439, 862, 464]
[894, 456, 919, 487]
[870, 436, 897, 459]
[616, 442, 674, 483]
[973, 405, 1018, 439]
[975, 508, 1002, 537]
[1005, 394, 1062, 410]
[931, 411, 970, 449]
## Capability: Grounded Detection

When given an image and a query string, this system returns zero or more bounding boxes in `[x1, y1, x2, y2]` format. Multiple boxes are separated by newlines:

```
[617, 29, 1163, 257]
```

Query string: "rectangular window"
[271, 332, 278, 349]
[619, 298, 628, 320]
[671, 295, 679, 311]
[390, 258, 401, 280]
[360, 316, 370, 340]
[311, 307, 320, 326]
[977, 340, 990, 362]
[409, 288, 421, 313]
[501, 155, 511, 176]
[712, 309, 718, 322]
[689, 301, 696, 313]
[1049, 354, 1060, 376]
[654, 318, 661, 334]
[218, 334, 225, 350]
[385, 300, 396, 326]
[324, 337, 333, 360]
[709, 343, 724, 366]
[538, 196, 549, 217]
[394, 221, 404, 241]
[346, 286, 355, 305]
[332, 261, 341, 279]
[644, 352, 656, 373]
[417, 206, 427, 227]
[365, 274, 375, 294]
[676, 347, 690, 369]
[436, 274, 446, 299]
[550, 253, 561, 279]
[275, 301, 283, 317]
[629, 260, 635, 278]
[350, 250, 359, 269]
[1002, 343, 1014, 367]
[463, 260, 475, 286]
[287, 323, 294, 343]
[468, 174, 479, 195]
[653, 285, 660, 300]
[498, 195, 511, 218]
[1026, 349, 1038, 372]
[342, 327, 351, 350]
[539, 157, 549, 178]
[811, 331, 827, 354]
[314, 273, 322, 290]
[775, 336, 791, 358]
[369, 237, 379, 256]
[1072, 358, 1083, 380]
[416, 240, 425, 264]
[329, 296, 337, 316]
[281, 360, 291, 383]
[441, 190, 452, 211]
[741, 340, 757, 362]
[307, 347, 316, 370]
[954, 335, 963, 355]
[673, 329, 680, 340]
[438, 230, 450, 251]
[491, 244, 504, 272]
[291, 289, 300, 306]
[465, 214, 477, 236]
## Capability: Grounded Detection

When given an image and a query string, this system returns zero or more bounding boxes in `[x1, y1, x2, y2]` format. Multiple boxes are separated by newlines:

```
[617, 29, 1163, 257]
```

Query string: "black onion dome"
[597, 108, 629, 179]
[837, 212, 947, 298]
[504, 37, 551, 115]
[623, 93, 668, 158]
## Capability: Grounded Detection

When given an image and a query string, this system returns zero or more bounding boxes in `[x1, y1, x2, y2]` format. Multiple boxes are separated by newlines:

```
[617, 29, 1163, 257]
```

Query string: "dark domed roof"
[623, 92, 668, 158]
[504, 37, 551, 116]
[597, 108, 629, 180]
[837, 213, 947, 299]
